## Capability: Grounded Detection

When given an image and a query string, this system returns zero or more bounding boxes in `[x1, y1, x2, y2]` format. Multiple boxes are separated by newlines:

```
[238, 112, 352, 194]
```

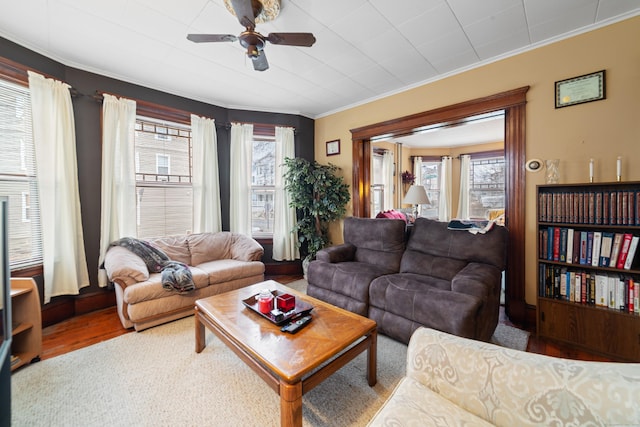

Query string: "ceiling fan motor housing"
[239, 31, 265, 57]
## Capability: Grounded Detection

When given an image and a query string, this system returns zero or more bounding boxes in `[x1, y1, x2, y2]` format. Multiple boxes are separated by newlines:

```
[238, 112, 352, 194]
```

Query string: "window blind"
[0, 78, 43, 269]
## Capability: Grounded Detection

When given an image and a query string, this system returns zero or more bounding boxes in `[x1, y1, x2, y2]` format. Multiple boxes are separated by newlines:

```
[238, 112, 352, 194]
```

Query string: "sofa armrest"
[316, 243, 356, 263]
[230, 233, 264, 261]
[406, 327, 640, 426]
[451, 262, 502, 298]
[103, 246, 150, 286]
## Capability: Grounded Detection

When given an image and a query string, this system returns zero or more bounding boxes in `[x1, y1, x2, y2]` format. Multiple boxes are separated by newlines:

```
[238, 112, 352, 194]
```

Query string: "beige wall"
[314, 16, 640, 306]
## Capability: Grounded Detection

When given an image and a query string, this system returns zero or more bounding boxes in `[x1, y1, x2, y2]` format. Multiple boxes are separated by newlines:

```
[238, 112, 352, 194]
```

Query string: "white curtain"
[98, 94, 137, 287]
[413, 156, 423, 215]
[438, 156, 452, 222]
[27, 71, 90, 303]
[457, 154, 471, 219]
[191, 114, 221, 233]
[382, 150, 394, 211]
[272, 126, 299, 261]
[229, 123, 253, 235]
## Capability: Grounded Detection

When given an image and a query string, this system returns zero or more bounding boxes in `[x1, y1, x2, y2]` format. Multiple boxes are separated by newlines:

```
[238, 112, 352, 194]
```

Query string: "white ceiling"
[394, 111, 505, 148]
[1, 1, 639, 119]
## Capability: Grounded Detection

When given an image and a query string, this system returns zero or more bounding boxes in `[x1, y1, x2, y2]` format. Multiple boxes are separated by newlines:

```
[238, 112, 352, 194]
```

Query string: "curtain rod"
[226, 121, 297, 133]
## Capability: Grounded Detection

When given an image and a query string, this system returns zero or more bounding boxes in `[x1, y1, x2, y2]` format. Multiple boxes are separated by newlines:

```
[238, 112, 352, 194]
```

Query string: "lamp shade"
[403, 185, 430, 205]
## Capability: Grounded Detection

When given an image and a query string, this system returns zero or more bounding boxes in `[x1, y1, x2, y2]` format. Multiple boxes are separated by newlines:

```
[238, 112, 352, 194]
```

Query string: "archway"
[350, 87, 529, 324]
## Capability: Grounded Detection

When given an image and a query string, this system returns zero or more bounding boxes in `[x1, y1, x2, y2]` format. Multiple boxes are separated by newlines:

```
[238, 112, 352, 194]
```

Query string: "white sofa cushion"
[103, 246, 149, 285]
[187, 232, 233, 265]
[369, 327, 640, 426]
[148, 235, 191, 265]
[369, 376, 492, 426]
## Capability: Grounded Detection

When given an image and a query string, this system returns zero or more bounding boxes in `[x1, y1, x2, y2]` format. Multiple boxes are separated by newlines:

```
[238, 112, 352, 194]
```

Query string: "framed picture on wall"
[326, 139, 340, 156]
[555, 70, 606, 108]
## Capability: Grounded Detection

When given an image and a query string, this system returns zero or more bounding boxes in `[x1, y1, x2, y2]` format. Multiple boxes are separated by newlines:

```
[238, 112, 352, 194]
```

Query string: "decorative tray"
[242, 290, 313, 326]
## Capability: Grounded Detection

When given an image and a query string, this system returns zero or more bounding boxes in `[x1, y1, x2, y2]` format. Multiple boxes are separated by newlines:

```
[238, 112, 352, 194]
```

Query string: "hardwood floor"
[41, 275, 614, 362]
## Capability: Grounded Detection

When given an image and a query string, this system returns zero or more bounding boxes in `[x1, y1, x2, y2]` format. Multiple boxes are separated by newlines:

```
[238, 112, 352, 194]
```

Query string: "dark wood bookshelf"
[536, 182, 640, 362]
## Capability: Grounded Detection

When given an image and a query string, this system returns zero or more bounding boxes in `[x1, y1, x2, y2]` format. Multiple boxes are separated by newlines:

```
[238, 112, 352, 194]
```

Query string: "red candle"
[257, 291, 274, 314]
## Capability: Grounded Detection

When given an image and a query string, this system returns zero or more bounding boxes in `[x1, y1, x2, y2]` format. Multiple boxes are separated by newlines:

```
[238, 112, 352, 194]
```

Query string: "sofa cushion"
[230, 233, 265, 261]
[123, 266, 210, 304]
[188, 232, 233, 265]
[343, 217, 407, 271]
[369, 273, 482, 340]
[197, 259, 265, 285]
[148, 235, 191, 265]
[407, 218, 508, 270]
[309, 260, 396, 304]
[103, 246, 149, 285]
[400, 250, 468, 281]
[367, 376, 493, 427]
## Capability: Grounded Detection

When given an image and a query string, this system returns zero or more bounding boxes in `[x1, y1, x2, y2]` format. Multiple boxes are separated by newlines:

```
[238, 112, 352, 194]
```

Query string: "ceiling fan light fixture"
[246, 45, 260, 58]
[223, 0, 281, 24]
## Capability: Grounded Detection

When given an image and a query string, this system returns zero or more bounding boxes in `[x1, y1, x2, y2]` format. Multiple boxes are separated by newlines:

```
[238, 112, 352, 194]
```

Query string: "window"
[418, 153, 505, 219]
[0, 77, 43, 269]
[251, 135, 275, 236]
[468, 155, 505, 218]
[419, 160, 441, 219]
[371, 152, 384, 214]
[134, 116, 192, 238]
[156, 154, 170, 176]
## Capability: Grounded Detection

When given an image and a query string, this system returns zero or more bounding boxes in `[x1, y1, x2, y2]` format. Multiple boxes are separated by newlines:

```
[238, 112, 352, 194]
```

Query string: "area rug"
[12, 280, 529, 426]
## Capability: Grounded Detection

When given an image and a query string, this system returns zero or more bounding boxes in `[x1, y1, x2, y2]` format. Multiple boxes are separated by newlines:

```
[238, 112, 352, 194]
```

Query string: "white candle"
[617, 156, 621, 177]
[589, 159, 594, 180]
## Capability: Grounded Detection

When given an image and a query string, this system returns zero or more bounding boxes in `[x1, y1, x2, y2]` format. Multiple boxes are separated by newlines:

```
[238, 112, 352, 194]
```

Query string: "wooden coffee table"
[195, 280, 377, 427]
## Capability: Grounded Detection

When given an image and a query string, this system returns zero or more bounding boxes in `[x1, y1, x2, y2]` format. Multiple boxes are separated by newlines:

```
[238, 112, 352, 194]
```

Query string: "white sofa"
[369, 327, 640, 426]
[103, 232, 265, 331]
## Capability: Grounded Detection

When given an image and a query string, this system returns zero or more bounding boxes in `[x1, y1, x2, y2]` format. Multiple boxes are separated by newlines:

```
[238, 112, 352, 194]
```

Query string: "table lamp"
[402, 185, 430, 219]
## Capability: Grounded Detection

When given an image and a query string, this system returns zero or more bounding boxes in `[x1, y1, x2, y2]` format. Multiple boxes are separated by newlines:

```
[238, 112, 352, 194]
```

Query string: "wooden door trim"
[350, 87, 529, 324]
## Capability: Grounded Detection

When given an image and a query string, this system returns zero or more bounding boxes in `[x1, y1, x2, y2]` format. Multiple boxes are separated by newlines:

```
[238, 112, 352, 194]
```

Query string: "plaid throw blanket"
[109, 237, 195, 293]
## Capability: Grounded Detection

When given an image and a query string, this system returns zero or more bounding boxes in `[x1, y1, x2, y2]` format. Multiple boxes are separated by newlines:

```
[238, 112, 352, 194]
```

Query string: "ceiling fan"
[187, 0, 316, 71]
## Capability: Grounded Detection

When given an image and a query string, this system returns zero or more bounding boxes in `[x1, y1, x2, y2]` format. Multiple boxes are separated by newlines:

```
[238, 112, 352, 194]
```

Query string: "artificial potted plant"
[282, 157, 350, 269]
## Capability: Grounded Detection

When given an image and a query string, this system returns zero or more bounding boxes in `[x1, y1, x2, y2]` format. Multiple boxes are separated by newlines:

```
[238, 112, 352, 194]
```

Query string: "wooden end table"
[195, 280, 377, 427]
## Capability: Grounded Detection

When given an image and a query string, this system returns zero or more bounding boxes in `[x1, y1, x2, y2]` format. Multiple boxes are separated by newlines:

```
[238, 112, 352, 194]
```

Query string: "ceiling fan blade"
[187, 34, 237, 43]
[252, 51, 269, 71]
[230, 0, 258, 29]
[267, 32, 316, 47]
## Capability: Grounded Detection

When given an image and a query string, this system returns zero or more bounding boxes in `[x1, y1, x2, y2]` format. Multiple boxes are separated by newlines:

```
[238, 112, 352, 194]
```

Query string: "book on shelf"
[633, 280, 640, 314]
[537, 188, 638, 226]
[595, 274, 608, 307]
[617, 276, 626, 311]
[546, 226, 554, 260]
[585, 231, 594, 265]
[599, 232, 614, 267]
[578, 231, 586, 265]
[628, 277, 635, 313]
[616, 233, 633, 269]
[623, 235, 639, 270]
[609, 233, 624, 268]
[608, 276, 618, 309]
[552, 227, 561, 261]
[566, 228, 574, 264]
[609, 191, 617, 225]
[591, 231, 602, 267]
[560, 228, 568, 262]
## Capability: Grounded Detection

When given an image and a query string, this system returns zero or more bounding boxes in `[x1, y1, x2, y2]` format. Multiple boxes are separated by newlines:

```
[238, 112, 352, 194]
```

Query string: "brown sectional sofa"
[307, 217, 508, 343]
[103, 232, 265, 331]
